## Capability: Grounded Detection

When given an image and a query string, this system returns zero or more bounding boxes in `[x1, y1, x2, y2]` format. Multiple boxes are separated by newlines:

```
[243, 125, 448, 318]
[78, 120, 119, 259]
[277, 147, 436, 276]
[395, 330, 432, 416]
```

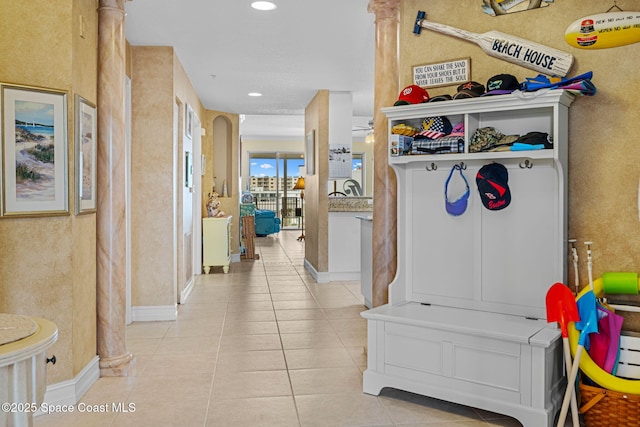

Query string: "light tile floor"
[35, 230, 546, 426]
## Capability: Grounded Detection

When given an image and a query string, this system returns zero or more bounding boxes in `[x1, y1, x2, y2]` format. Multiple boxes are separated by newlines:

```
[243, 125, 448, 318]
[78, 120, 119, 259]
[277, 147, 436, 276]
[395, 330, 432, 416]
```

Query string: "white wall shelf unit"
[362, 90, 575, 427]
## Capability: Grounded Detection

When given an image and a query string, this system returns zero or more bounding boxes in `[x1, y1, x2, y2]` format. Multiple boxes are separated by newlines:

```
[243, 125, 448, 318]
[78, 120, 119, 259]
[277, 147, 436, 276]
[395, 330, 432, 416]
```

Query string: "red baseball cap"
[394, 85, 430, 106]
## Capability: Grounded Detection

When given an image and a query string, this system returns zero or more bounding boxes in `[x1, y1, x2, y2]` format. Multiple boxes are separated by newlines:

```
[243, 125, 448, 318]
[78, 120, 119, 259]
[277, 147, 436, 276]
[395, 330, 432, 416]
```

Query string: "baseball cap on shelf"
[516, 131, 552, 149]
[394, 85, 430, 106]
[428, 94, 453, 102]
[414, 116, 452, 140]
[476, 162, 511, 211]
[453, 81, 485, 99]
[483, 74, 520, 96]
[450, 122, 464, 137]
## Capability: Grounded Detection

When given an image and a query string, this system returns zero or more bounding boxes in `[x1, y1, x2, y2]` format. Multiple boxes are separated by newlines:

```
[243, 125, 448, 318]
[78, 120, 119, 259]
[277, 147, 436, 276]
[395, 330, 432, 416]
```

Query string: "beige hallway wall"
[130, 46, 177, 307]
[0, 0, 98, 383]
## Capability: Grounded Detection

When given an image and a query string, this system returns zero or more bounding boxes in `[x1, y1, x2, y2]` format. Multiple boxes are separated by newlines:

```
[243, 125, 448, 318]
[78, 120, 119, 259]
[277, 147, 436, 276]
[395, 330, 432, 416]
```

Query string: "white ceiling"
[124, 0, 376, 140]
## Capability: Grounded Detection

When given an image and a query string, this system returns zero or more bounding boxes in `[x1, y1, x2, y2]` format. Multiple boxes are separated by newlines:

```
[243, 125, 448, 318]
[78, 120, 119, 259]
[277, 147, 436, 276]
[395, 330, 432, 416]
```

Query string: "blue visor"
[445, 164, 470, 216]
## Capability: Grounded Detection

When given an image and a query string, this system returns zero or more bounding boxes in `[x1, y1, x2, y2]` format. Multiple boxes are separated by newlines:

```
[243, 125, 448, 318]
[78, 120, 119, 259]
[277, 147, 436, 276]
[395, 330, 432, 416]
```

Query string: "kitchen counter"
[328, 197, 372, 212]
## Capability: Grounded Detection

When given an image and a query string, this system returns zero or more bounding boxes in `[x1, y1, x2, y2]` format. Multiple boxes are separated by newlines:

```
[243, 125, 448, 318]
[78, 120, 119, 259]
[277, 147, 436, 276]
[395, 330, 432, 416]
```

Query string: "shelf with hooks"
[363, 88, 577, 427]
[385, 90, 574, 166]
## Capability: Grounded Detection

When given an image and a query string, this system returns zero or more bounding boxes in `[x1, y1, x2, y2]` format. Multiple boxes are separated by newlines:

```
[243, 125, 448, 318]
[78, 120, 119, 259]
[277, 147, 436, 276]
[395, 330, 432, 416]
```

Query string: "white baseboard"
[35, 356, 100, 416]
[303, 258, 318, 281]
[180, 278, 195, 304]
[131, 304, 178, 322]
[303, 259, 359, 283]
[303, 259, 329, 283]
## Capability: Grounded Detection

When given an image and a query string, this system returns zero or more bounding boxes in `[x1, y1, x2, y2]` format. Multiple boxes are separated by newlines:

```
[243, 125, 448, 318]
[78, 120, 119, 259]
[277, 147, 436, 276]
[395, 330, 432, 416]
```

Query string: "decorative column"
[96, 0, 135, 376]
[368, 0, 400, 307]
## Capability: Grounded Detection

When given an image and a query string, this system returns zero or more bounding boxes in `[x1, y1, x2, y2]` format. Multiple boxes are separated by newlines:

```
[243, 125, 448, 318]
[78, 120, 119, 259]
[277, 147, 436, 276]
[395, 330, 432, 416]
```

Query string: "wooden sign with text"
[413, 58, 470, 88]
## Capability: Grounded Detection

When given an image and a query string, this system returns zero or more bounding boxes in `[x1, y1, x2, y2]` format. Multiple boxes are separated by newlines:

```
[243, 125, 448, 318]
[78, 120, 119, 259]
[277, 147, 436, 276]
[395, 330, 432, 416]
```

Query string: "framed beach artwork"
[1, 85, 69, 217]
[75, 95, 97, 214]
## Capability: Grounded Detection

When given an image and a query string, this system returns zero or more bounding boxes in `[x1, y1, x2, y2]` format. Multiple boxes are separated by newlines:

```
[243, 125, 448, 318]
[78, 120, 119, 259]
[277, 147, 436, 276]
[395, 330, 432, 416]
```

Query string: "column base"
[99, 352, 136, 377]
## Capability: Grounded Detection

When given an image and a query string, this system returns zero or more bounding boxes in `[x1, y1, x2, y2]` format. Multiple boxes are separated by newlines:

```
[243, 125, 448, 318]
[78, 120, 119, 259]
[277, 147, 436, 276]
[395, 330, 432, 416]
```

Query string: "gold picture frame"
[75, 95, 97, 214]
[1, 84, 69, 217]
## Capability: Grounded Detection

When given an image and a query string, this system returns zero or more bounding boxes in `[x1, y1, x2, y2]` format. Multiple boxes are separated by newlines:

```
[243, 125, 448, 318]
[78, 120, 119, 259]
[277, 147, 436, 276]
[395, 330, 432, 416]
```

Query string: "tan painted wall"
[304, 90, 330, 272]
[0, 0, 98, 383]
[400, 0, 639, 328]
[130, 46, 176, 306]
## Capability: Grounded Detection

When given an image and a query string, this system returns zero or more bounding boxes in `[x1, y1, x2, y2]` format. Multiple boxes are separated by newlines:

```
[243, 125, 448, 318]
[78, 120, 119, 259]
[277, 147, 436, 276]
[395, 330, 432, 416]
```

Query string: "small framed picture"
[184, 151, 193, 188]
[305, 130, 315, 175]
[185, 104, 193, 139]
[75, 95, 97, 214]
[2, 84, 69, 217]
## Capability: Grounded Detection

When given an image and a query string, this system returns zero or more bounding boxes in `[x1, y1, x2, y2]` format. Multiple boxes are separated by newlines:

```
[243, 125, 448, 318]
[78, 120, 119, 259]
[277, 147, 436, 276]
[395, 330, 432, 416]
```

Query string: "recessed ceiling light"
[248, 92, 263, 97]
[251, 1, 277, 11]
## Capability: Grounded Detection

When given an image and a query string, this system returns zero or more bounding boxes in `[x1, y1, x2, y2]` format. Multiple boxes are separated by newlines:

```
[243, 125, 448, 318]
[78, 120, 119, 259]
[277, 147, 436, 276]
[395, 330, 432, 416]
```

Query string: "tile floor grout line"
[201, 275, 232, 427]
[277, 231, 396, 427]
[268, 232, 304, 427]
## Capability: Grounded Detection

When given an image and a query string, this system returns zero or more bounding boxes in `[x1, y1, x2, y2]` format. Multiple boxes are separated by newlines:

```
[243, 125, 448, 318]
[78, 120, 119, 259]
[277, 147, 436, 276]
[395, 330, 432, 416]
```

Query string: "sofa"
[254, 209, 281, 236]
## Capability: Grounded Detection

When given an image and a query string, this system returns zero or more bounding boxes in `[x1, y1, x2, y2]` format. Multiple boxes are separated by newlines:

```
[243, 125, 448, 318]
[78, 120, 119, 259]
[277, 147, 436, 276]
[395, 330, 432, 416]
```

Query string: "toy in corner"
[206, 192, 225, 218]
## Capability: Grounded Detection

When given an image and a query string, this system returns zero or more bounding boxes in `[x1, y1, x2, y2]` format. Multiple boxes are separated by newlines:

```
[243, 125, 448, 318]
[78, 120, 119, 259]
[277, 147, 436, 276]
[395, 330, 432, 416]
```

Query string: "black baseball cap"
[476, 162, 511, 210]
[483, 74, 520, 96]
[453, 81, 485, 99]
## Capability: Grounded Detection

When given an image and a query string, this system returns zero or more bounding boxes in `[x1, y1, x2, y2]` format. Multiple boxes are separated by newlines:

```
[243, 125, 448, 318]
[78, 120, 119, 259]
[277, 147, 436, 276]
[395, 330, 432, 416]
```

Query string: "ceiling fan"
[352, 119, 374, 133]
[352, 119, 375, 143]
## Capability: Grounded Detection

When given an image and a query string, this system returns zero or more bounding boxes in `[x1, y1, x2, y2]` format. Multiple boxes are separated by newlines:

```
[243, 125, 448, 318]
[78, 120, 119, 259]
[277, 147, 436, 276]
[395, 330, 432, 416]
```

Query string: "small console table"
[0, 314, 58, 427]
[203, 216, 232, 274]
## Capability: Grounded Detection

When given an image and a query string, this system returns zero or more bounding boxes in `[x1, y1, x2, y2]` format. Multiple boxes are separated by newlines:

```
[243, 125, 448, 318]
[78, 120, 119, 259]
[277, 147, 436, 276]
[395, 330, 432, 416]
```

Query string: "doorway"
[248, 152, 304, 229]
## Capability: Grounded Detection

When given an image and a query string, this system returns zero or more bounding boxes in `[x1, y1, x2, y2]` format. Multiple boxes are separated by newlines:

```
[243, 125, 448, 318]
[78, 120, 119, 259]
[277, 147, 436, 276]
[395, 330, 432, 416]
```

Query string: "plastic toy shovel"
[546, 283, 580, 427]
[556, 290, 598, 427]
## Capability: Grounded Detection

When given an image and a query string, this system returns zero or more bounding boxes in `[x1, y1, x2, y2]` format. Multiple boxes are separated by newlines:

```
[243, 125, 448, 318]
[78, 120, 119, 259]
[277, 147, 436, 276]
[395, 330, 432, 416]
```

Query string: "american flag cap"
[416, 116, 452, 139]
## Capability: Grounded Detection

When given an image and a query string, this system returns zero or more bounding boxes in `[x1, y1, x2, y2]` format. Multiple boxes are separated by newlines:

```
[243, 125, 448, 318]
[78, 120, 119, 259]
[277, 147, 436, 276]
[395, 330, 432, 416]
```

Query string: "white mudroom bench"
[362, 90, 576, 427]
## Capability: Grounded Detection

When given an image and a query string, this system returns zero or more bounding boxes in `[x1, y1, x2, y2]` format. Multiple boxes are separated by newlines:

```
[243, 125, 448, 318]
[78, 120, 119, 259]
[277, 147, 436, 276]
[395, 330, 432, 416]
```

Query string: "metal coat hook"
[457, 162, 467, 170]
[425, 163, 437, 171]
[519, 159, 533, 169]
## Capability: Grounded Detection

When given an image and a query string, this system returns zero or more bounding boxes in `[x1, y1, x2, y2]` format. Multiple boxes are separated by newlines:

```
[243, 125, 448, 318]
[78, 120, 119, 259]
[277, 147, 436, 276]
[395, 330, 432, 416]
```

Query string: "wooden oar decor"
[414, 11, 574, 77]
